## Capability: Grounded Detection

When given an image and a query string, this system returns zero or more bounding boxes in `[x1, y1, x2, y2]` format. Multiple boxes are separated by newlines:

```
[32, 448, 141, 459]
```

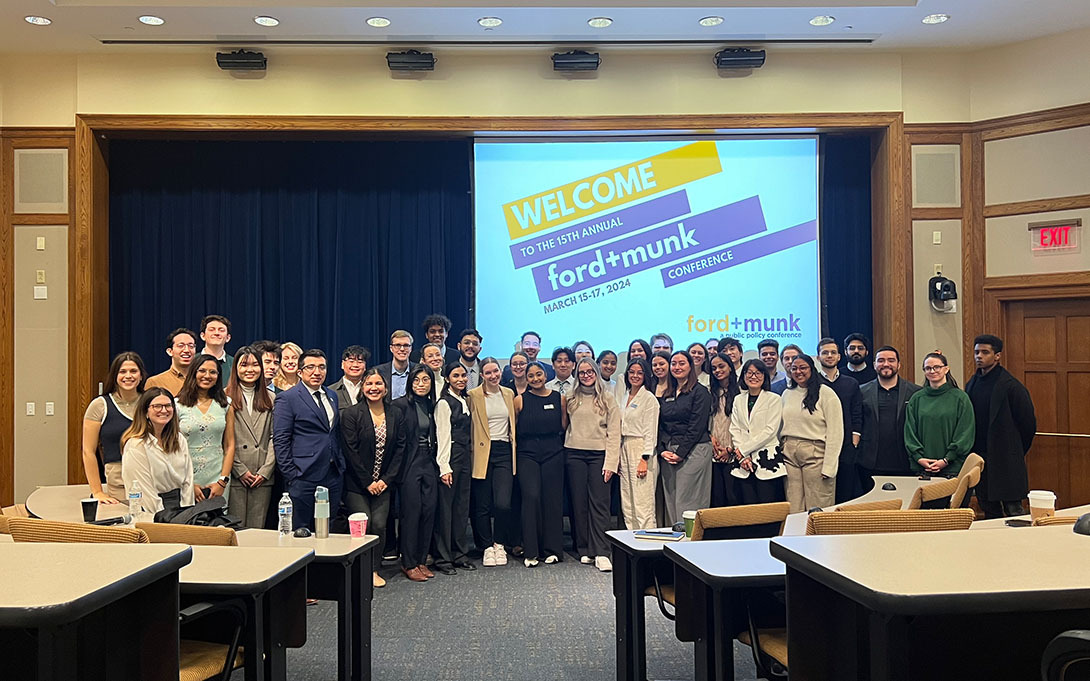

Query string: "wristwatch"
[641, 454, 651, 461]
[216, 475, 230, 487]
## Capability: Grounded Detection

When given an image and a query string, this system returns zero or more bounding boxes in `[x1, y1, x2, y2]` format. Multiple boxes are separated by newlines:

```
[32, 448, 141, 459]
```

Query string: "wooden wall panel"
[0, 138, 12, 506]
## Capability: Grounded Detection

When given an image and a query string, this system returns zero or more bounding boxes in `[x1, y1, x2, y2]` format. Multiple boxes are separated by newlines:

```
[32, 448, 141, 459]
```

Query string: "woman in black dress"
[513, 361, 567, 567]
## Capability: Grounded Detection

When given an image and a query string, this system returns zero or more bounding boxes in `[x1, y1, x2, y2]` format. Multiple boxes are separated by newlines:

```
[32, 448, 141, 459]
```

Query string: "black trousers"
[287, 471, 343, 532]
[980, 498, 1026, 519]
[518, 452, 564, 561]
[721, 467, 787, 506]
[344, 487, 392, 572]
[399, 453, 439, 570]
[565, 448, 611, 558]
[433, 454, 472, 566]
[471, 441, 516, 547]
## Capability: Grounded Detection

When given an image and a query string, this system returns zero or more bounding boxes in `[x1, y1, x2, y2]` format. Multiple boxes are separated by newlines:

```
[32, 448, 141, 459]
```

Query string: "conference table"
[180, 545, 313, 681]
[26, 484, 129, 523]
[236, 529, 380, 681]
[770, 526, 1090, 680]
[0, 543, 192, 681]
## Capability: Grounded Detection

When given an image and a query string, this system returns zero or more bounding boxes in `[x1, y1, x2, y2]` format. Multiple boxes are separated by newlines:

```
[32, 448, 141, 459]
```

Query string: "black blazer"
[965, 365, 1037, 500]
[858, 377, 922, 470]
[340, 399, 408, 492]
[392, 395, 439, 475]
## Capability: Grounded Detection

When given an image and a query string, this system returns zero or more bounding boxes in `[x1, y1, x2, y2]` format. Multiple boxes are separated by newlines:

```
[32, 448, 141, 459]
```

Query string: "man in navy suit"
[273, 348, 345, 530]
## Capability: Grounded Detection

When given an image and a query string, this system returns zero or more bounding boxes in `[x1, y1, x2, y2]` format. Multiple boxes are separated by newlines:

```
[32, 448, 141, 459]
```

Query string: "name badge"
[665, 397, 675, 403]
[543, 404, 555, 410]
[629, 402, 639, 409]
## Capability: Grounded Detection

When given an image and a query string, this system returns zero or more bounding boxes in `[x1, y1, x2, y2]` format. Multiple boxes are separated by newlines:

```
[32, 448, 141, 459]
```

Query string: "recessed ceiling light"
[478, 17, 502, 28]
[922, 13, 950, 24]
[698, 16, 724, 28]
[366, 17, 391, 28]
[138, 15, 165, 26]
[24, 16, 52, 26]
[254, 15, 280, 27]
[809, 15, 836, 27]
[588, 17, 613, 28]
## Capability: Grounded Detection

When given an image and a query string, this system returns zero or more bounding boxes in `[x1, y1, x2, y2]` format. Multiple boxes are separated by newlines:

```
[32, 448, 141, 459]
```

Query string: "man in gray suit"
[328, 345, 370, 411]
[858, 345, 921, 492]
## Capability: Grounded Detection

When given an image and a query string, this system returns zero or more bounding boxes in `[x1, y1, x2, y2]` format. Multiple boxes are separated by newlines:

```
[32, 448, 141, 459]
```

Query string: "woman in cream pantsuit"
[225, 346, 277, 528]
[618, 358, 660, 529]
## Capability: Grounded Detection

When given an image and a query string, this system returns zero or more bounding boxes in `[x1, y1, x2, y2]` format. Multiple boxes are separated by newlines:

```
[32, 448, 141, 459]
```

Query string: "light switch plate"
[35, 237, 46, 251]
[25, 402, 35, 416]
[33, 285, 48, 300]
[45, 402, 55, 416]
[934, 264, 943, 276]
[35, 269, 46, 284]
[932, 231, 942, 245]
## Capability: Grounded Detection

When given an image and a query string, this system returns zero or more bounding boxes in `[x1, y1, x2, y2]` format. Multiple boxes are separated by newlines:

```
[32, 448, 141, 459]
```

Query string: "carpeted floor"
[269, 552, 760, 681]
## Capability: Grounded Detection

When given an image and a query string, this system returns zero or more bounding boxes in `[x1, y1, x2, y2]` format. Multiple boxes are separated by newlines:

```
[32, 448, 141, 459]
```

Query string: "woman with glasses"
[176, 353, 235, 503]
[82, 352, 147, 504]
[433, 363, 475, 574]
[469, 357, 518, 567]
[565, 358, 620, 571]
[272, 342, 303, 394]
[657, 351, 714, 525]
[708, 352, 741, 506]
[618, 358, 659, 529]
[342, 368, 408, 588]
[780, 354, 843, 512]
[224, 346, 277, 528]
[729, 359, 787, 504]
[514, 361, 567, 567]
[905, 352, 974, 478]
[501, 351, 531, 395]
[121, 387, 193, 513]
[393, 365, 440, 582]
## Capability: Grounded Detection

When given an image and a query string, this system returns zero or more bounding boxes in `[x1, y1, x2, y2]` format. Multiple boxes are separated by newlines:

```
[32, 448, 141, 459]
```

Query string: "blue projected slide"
[473, 137, 820, 356]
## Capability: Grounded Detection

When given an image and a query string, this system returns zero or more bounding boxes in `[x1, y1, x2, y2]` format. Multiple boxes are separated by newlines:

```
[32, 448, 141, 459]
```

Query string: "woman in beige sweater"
[565, 358, 621, 572]
[780, 354, 844, 512]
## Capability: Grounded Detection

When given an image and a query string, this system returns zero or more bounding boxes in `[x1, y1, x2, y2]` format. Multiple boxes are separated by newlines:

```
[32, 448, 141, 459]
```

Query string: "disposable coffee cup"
[1028, 490, 1057, 521]
[683, 510, 697, 538]
[81, 498, 98, 523]
[348, 512, 368, 538]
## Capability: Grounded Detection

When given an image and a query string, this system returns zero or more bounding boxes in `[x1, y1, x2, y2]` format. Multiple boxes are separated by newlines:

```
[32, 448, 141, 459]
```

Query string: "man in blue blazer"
[273, 348, 345, 530]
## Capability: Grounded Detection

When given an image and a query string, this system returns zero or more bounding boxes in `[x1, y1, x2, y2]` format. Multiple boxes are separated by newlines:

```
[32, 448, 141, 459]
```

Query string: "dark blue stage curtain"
[109, 140, 472, 379]
[819, 135, 874, 347]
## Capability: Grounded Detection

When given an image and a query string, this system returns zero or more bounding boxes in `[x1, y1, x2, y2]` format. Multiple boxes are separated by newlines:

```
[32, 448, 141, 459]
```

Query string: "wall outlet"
[25, 402, 35, 416]
[33, 286, 47, 300]
[45, 402, 55, 416]
[933, 264, 943, 276]
[932, 231, 942, 245]
[35, 269, 46, 284]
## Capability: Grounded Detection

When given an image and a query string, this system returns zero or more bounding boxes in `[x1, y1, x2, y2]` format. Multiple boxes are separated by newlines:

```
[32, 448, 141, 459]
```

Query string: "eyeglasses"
[300, 364, 326, 373]
[922, 365, 946, 373]
[577, 370, 596, 377]
[172, 342, 196, 350]
[412, 376, 431, 385]
[744, 371, 765, 379]
[510, 362, 527, 368]
[391, 343, 412, 350]
[344, 358, 367, 365]
[149, 404, 174, 412]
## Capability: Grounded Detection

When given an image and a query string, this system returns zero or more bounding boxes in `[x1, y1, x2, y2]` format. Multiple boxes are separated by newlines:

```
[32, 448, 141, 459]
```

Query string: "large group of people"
[83, 313, 1037, 586]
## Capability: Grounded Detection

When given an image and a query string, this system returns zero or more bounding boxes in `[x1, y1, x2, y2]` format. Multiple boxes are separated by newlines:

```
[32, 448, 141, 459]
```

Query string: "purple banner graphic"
[530, 196, 766, 303]
[509, 191, 691, 269]
[660, 219, 817, 288]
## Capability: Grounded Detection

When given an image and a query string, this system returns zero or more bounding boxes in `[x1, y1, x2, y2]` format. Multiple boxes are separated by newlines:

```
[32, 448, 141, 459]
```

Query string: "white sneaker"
[482, 546, 497, 567]
[580, 555, 593, 565]
[595, 556, 613, 572]
[544, 555, 559, 564]
[493, 543, 508, 566]
[524, 558, 539, 568]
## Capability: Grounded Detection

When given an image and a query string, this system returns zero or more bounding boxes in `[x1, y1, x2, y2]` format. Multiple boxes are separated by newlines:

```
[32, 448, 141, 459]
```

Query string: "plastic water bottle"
[278, 493, 293, 535]
[128, 480, 144, 524]
[314, 486, 330, 539]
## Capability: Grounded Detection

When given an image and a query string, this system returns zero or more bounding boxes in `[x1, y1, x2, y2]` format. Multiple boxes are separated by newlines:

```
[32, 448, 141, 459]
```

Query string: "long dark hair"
[121, 388, 181, 453]
[102, 351, 147, 395]
[666, 351, 698, 398]
[739, 358, 772, 392]
[177, 353, 229, 408]
[624, 358, 653, 391]
[709, 352, 740, 414]
[441, 362, 468, 400]
[649, 351, 671, 391]
[406, 364, 436, 410]
[792, 354, 823, 414]
[687, 342, 710, 375]
[627, 338, 652, 360]
[361, 367, 388, 404]
[226, 345, 273, 413]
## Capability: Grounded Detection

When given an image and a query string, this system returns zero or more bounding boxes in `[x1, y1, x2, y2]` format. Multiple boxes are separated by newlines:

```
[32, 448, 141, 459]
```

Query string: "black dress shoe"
[436, 564, 458, 576]
[453, 560, 477, 571]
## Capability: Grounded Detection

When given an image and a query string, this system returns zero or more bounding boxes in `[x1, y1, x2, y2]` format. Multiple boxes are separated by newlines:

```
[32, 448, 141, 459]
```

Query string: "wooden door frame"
[983, 272, 1090, 345]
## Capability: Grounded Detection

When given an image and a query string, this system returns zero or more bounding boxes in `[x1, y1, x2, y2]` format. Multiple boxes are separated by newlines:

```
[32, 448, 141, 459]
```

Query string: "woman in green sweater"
[904, 352, 975, 477]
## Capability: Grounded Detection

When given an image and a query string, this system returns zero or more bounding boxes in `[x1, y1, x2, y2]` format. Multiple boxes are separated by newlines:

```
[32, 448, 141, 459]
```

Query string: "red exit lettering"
[1038, 225, 1072, 248]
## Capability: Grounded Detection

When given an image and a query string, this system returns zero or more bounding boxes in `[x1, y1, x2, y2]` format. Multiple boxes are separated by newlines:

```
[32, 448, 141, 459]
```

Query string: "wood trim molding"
[984, 271, 1090, 291]
[77, 112, 905, 133]
[904, 131, 967, 145]
[982, 272, 1090, 343]
[911, 207, 963, 220]
[0, 128, 77, 139]
[0, 139, 13, 506]
[977, 102, 1090, 142]
[961, 131, 985, 377]
[983, 193, 1090, 219]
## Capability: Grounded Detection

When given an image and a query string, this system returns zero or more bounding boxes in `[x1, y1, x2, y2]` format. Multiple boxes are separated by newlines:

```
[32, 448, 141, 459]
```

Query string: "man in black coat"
[966, 334, 1037, 518]
[858, 346, 921, 493]
[817, 338, 863, 503]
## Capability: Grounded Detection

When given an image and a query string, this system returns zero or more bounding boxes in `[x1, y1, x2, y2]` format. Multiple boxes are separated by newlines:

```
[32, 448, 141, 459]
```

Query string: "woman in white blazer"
[728, 359, 787, 504]
[618, 358, 660, 529]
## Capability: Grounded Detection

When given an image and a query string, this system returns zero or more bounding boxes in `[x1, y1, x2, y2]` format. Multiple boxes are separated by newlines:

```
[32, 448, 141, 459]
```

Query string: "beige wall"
[985, 126, 1090, 205]
[912, 220, 964, 381]
[13, 224, 69, 502]
[986, 208, 1090, 278]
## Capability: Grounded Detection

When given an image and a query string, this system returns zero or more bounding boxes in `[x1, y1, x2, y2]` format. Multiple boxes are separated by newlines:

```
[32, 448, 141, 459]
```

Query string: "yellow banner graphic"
[502, 141, 722, 240]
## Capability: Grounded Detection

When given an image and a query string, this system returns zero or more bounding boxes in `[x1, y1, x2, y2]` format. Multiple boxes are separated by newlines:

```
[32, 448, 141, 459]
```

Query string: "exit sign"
[1029, 218, 1080, 253]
